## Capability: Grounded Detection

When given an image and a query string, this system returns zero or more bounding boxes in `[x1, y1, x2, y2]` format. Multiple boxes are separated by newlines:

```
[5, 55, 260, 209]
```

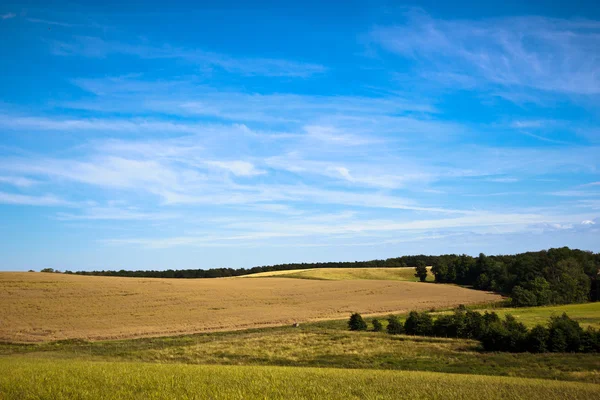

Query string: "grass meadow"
[1, 358, 599, 400]
[472, 302, 600, 329]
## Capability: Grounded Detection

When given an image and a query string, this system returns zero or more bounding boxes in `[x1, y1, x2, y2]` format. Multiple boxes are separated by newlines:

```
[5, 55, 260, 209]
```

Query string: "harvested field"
[0, 272, 501, 342]
[242, 266, 433, 281]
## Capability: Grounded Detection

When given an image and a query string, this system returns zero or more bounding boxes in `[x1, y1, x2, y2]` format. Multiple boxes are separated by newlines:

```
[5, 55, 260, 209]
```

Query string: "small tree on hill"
[348, 313, 367, 331]
[415, 261, 428, 282]
[372, 319, 383, 332]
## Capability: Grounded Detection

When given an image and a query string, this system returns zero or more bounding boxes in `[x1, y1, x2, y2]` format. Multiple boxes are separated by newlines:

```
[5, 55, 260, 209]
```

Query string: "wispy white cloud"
[0, 114, 213, 134]
[205, 161, 266, 177]
[0, 176, 38, 187]
[550, 190, 600, 197]
[1, 12, 15, 20]
[26, 17, 78, 27]
[101, 209, 597, 249]
[66, 76, 435, 122]
[49, 36, 327, 78]
[371, 10, 600, 95]
[0, 192, 70, 206]
[55, 207, 178, 221]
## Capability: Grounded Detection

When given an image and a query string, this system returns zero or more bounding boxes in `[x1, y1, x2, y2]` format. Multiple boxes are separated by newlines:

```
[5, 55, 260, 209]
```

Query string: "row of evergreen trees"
[348, 309, 600, 353]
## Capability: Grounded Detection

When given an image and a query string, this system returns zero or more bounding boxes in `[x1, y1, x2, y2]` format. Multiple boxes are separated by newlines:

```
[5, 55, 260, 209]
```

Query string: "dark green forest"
[68, 247, 600, 304]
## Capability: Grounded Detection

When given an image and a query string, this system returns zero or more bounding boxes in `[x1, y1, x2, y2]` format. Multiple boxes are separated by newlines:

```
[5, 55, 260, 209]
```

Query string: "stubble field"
[0, 271, 500, 342]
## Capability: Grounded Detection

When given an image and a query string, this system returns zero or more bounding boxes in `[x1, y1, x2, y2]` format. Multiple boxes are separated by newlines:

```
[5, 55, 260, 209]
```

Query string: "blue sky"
[1, 1, 599, 271]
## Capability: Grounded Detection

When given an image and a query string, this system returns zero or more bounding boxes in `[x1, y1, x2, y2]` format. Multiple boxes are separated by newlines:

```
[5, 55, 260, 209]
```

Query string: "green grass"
[2, 322, 599, 384]
[1, 358, 599, 400]
[243, 267, 433, 282]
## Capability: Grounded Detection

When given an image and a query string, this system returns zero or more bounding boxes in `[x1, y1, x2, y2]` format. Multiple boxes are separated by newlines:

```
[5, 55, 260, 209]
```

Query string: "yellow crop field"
[0, 272, 500, 342]
[242, 266, 433, 281]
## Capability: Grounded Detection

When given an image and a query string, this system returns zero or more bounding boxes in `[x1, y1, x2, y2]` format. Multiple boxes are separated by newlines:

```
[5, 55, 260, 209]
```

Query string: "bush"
[481, 321, 510, 351]
[372, 319, 383, 332]
[483, 311, 500, 326]
[348, 313, 367, 331]
[580, 327, 600, 353]
[548, 313, 583, 352]
[464, 310, 486, 339]
[502, 315, 528, 352]
[433, 314, 454, 337]
[386, 316, 404, 335]
[403, 311, 433, 336]
[480, 314, 528, 352]
[40, 268, 55, 273]
[527, 325, 550, 353]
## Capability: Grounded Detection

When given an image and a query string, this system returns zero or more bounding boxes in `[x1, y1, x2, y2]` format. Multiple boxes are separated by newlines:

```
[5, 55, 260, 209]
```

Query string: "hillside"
[241, 266, 433, 281]
[0, 272, 500, 342]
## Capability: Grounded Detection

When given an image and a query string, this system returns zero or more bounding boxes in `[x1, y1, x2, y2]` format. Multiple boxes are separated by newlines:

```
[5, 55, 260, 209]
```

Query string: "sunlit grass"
[437, 302, 600, 329]
[1, 358, 598, 400]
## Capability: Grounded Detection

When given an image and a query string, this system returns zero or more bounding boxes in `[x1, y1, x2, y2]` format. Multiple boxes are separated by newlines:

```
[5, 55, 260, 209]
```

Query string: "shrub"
[527, 325, 550, 353]
[372, 319, 383, 332]
[433, 314, 454, 337]
[40, 268, 55, 273]
[502, 315, 528, 352]
[580, 327, 599, 353]
[348, 313, 367, 331]
[464, 310, 486, 339]
[481, 315, 528, 352]
[548, 313, 583, 352]
[450, 310, 467, 338]
[482, 311, 500, 326]
[403, 311, 433, 336]
[548, 328, 568, 352]
[481, 321, 510, 351]
[386, 316, 404, 335]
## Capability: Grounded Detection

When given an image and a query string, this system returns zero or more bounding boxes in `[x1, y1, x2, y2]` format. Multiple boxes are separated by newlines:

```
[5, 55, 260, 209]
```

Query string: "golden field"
[0, 271, 500, 342]
[242, 266, 433, 281]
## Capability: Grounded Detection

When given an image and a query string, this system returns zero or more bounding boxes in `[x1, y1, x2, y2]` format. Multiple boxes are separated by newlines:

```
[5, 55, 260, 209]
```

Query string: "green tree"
[546, 258, 590, 304]
[386, 316, 404, 335]
[511, 286, 538, 307]
[414, 261, 428, 282]
[404, 311, 433, 335]
[527, 325, 550, 353]
[372, 319, 383, 332]
[548, 313, 583, 352]
[431, 261, 448, 282]
[40, 268, 54, 273]
[348, 313, 367, 331]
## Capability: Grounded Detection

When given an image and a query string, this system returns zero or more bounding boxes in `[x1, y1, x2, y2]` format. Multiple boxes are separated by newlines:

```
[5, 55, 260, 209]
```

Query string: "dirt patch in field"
[0, 272, 502, 342]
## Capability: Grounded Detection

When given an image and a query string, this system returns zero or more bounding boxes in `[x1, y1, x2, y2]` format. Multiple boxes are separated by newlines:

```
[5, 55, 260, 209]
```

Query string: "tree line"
[428, 247, 599, 304]
[60, 247, 599, 303]
[348, 309, 600, 353]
